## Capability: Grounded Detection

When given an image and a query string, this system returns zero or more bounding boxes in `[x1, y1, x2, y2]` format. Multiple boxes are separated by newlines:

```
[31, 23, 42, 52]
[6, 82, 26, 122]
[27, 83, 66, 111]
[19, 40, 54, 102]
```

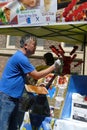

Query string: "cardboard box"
[61, 76, 87, 120]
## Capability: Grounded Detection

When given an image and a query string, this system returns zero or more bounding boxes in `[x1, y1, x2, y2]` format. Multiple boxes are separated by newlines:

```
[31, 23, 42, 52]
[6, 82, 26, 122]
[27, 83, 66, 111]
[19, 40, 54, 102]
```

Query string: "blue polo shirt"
[0, 50, 35, 98]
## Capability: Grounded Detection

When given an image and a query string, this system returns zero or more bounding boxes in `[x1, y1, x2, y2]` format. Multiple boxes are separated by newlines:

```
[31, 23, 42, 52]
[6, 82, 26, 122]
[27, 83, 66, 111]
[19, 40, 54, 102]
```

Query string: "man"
[0, 34, 62, 130]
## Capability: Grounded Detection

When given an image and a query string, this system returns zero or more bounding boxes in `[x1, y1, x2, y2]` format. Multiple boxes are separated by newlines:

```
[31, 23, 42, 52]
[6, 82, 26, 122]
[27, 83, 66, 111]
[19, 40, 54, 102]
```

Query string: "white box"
[71, 100, 87, 122]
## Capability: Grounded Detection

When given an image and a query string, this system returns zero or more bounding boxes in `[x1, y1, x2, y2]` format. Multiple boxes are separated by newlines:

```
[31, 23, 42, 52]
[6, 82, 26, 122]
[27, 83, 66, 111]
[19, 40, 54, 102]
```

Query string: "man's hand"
[54, 59, 63, 75]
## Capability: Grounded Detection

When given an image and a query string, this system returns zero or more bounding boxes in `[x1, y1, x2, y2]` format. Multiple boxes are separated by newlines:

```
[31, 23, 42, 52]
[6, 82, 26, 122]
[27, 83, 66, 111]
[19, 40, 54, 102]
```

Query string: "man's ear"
[24, 43, 27, 50]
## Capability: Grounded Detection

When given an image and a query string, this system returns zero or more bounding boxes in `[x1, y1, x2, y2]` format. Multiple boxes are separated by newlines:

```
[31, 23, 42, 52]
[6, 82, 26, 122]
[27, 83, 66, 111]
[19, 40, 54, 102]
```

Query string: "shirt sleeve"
[19, 56, 35, 74]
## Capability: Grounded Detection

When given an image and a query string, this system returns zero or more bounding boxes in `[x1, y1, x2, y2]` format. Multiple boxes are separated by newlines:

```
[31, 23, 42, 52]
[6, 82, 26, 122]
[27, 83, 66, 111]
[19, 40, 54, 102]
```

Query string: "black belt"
[0, 91, 19, 102]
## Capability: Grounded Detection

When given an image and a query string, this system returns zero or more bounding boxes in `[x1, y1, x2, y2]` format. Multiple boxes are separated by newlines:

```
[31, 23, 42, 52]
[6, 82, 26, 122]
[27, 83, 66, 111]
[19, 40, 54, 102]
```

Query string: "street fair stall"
[0, 0, 87, 130]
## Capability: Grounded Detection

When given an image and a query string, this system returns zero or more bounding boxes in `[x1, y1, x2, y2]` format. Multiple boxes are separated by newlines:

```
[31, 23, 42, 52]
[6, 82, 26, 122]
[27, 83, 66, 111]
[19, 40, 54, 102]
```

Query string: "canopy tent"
[0, 22, 87, 45]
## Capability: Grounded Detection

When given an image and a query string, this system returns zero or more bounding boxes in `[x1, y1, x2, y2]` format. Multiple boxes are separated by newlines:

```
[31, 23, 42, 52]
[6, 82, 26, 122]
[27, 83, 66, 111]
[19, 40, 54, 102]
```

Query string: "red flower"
[65, 17, 69, 22]
[68, 3, 74, 10]
[63, 12, 67, 17]
[77, 13, 83, 21]
[68, 14, 73, 21]
[72, 0, 77, 5]
[73, 10, 78, 16]
[65, 7, 69, 14]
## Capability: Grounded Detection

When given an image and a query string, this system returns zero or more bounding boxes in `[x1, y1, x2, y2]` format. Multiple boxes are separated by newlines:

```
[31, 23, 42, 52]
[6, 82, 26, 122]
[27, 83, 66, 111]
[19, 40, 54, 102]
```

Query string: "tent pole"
[83, 34, 87, 75]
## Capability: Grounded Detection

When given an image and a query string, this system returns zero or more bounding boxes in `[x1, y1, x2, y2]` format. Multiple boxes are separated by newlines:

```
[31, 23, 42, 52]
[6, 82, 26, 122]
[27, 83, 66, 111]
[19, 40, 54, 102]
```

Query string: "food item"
[0, 7, 10, 24]
[58, 76, 67, 85]
[45, 74, 54, 83]
[25, 84, 48, 94]
[4, 7, 10, 22]
[28, 0, 37, 7]
[0, 8, 7, 23]
[44, 0, 52, 12]
[20, 0, 38, 8]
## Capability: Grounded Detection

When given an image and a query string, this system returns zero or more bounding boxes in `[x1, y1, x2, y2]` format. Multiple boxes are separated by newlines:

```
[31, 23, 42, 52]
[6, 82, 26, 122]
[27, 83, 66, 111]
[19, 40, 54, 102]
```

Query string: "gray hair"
[20, 34, 37, 48]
